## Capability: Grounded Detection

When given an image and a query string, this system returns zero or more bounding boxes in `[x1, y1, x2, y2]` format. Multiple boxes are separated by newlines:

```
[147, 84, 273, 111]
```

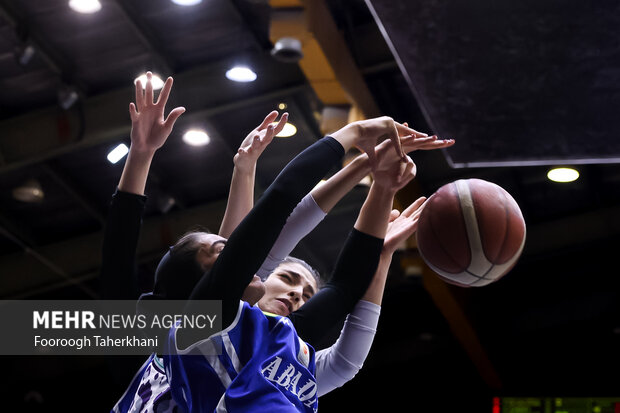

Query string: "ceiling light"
[183, 130, 210, 146]
[12, 179, 44, 203]
[225, 66, 257, 82]
[171, 0, 202, 5]
[134, 73, 165, 90]
[271, 122, 297, 138]
[278, 103, 287, 110]
[547, 167, 579, 183]
[68, 0, 101, 14]
[107, 143, 129, 164]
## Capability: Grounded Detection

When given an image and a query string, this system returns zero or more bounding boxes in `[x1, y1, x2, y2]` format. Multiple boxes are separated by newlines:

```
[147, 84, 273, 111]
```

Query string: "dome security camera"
[271, 37, 303, 63]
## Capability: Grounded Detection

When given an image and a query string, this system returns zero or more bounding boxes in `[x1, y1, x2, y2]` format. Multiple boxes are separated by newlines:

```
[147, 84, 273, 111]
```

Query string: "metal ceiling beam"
[301, 0, 381, 117]
[269, 0, 381, 117]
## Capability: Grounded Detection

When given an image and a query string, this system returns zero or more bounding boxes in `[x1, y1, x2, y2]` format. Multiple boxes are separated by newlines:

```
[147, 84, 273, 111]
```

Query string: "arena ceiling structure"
[0, 0, 618, 410]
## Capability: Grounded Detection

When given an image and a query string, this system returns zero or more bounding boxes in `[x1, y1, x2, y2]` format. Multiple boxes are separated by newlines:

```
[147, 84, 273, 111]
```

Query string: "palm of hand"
[131, 109, 167, 151]
[383, 197, 426, 253]
[234, 111, 287, 169]
[384, 215, 414, 253]
[129, 73, 184, 153]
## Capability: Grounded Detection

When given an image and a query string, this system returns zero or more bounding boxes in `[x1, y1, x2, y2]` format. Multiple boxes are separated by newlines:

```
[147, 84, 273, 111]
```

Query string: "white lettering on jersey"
[261, 356, 317, 409]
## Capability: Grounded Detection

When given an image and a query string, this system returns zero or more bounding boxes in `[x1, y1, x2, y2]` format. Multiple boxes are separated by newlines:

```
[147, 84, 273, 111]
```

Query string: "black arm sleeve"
[188, 137, 345, 328]
[100, 189, 146, 300]
[288, 229, 383, 346]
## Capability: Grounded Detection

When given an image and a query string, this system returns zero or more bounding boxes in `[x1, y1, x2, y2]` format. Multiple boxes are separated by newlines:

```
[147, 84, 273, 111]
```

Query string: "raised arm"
[218, 111, 288, 238]
[288, 146, 417, 345]
[119, 72, 185, 195]
[186, 118, 411, 331]
[100, 72, 184, 300]
[314, 196, 427, 397]
[256, 122, 452, 278]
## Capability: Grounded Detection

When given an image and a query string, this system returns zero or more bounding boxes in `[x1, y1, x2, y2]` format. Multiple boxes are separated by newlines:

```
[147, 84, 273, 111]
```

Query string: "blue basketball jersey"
[164, 301, 318, 413]
[112, 353, 179, 413]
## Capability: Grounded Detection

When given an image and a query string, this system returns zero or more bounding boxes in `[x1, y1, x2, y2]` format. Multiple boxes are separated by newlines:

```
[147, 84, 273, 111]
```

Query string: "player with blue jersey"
[107, 73, 449, 412]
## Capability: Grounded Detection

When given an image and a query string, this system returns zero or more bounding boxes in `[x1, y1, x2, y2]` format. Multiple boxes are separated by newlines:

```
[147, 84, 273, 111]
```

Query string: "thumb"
[164, 107, 186, 129]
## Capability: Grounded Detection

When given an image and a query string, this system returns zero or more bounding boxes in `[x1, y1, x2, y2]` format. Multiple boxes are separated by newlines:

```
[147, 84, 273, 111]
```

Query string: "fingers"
[401, 196, 427, 218]
[256, 111, 279, 131]
[401, 134, 455, 152]
[262, 124, 276, 144]
[396, 157, 416, 186]
[156, 76, 174, 106]
[366, 147, 378, 171]
[250, 134, 261, 151]
[396, 121, 428, 138]
[272, 112, 289, 136]
[389, 209, 401, 222]
[129, 102, 138, 122]
[389, 123, 406, 161]
[145, 72, 154, 106]
[134, 79, 144, 110]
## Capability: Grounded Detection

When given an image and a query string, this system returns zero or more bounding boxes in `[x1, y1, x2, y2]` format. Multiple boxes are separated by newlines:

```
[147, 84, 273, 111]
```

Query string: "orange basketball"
[416, 179, 526, 287]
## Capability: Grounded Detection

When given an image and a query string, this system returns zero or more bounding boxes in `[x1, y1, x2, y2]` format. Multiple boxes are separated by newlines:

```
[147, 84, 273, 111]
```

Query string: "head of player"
[143, 230, 321, 316]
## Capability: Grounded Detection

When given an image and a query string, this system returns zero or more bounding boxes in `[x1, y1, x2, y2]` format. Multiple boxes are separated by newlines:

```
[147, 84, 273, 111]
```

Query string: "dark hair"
[281, 256, 323, 290]
[170, 230, 209, 264]
[149, 229, 211, 300]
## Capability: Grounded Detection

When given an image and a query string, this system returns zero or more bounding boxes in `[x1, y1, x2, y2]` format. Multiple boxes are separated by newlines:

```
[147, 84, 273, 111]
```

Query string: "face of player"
[257, 261, 318, 317]
[193, 233, 266, 305]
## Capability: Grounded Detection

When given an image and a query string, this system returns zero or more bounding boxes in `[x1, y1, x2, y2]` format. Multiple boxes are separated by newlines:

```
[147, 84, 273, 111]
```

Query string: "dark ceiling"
[0, 0, 619, 411]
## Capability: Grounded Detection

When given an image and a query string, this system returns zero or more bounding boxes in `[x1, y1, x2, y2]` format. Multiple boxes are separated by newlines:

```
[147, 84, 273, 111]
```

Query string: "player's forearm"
[118, 147, 156, 195]
[311, 153, 370, 213]
[353, 183, 396, 239]
[360, 251, 392, 305]
[218, 165, 255, 238]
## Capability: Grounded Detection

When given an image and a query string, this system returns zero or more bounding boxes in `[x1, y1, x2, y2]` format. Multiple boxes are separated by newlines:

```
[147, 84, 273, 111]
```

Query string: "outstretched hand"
[128, 71, 185, 154]
[234, 111, 288, 173]
[354, 116, 427, 170]
[372, 154, 417, 193]
[401, 122, 455, 152]
[383, 196, 427, 254]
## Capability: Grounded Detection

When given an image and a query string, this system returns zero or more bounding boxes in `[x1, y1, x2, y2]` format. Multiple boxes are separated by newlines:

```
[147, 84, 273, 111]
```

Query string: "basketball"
[416, 179, 526, 287]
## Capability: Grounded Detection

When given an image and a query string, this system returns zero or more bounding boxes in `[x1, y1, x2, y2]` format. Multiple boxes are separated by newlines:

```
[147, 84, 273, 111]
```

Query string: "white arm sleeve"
[314, 300, 381, 397]
[256, 193, 327, 280]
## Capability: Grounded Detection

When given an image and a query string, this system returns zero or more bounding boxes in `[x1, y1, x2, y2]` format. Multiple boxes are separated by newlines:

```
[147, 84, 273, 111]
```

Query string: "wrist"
[330, 122, 361, 152]
[370, 182, 398, 198]
[233, 160, 257, 175]
[128, 145, 157, 159]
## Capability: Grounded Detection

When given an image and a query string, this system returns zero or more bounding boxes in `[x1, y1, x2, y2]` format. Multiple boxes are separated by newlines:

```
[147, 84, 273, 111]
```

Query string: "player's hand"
[383, 196, 427, 254]
[400, 122, 455, 152]
[353, 116, 426, 170]
[234, 111, 288, 173]
[372, 154, 416, 193]
[129, 71, 185, 154]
